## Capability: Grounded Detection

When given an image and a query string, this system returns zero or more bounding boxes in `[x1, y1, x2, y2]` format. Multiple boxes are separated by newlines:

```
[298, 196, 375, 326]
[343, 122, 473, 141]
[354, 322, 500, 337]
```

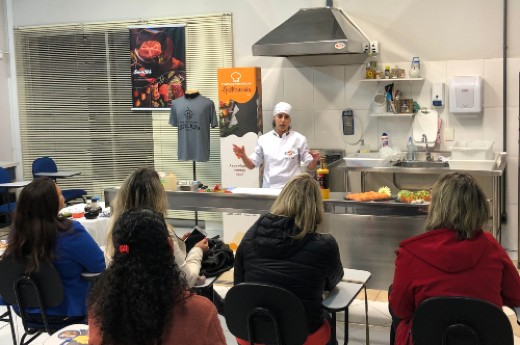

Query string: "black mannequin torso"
[185, 89, 200, 99]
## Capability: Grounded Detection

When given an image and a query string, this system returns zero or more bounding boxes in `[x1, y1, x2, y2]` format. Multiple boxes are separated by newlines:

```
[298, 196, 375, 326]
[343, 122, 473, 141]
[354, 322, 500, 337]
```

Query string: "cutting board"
[412, 109, 438, 147]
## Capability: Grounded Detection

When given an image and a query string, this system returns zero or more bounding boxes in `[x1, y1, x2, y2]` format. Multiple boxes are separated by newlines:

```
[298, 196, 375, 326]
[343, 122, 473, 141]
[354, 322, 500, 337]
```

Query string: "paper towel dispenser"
[449, 76, 483, 113]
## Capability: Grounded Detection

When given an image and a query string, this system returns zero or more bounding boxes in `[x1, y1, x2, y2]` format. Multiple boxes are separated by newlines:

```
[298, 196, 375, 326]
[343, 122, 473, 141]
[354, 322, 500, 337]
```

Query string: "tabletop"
[0, 181, 31, 188]
[61, 202, 110, 246]
[35, 171, 81, 178]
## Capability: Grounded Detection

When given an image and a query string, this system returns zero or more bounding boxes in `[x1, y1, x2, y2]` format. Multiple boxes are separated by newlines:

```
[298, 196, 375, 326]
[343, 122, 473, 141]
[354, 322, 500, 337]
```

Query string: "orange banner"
[218, 67, 262, 138]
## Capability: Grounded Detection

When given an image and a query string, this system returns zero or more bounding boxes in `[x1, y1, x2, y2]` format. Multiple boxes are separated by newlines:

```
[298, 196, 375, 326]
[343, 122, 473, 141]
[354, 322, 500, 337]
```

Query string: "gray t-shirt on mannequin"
[169, 94, 218, 162]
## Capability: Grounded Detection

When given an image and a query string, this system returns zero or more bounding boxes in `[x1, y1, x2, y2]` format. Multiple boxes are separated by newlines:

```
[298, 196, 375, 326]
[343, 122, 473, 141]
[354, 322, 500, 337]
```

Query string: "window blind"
[14, 13, 233, 222]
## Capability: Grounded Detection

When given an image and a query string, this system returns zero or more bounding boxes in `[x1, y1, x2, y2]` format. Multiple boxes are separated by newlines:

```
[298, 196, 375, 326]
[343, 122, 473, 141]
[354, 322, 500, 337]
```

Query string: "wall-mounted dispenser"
[448, 76, 483, 113]
[432, 83, 445, 107]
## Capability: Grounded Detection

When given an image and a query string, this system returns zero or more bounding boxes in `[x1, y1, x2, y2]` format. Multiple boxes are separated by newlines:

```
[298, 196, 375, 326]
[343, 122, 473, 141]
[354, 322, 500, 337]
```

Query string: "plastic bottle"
[407, 137, 415, 161]
[381, 132, 389, 149]
[165, 172, 178, 191]
[409, 57, 421, 78]
[316, 158, 330, 200]
[384, 65, 390, 79]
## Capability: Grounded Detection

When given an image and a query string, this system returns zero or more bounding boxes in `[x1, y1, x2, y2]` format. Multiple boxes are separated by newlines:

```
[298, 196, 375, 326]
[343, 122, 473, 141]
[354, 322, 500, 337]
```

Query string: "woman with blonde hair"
[389, 172, 520, 345]
[234, 173, 344, 345]
[105, 167, 208, 287]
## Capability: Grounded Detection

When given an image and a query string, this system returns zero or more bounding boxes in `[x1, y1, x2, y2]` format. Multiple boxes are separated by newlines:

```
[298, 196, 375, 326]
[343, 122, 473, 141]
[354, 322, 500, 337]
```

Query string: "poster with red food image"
[129, 25, 186, 110]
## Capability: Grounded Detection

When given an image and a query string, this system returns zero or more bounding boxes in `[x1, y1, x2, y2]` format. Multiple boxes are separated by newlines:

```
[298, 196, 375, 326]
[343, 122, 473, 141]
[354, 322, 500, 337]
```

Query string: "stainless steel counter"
[103, 188, 428, 289]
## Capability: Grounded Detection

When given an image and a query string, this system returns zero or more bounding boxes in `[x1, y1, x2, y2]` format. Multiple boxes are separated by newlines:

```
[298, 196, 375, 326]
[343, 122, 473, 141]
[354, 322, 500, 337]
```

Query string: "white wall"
[2, 0, 519, 255]
[0, 0, 13, 161]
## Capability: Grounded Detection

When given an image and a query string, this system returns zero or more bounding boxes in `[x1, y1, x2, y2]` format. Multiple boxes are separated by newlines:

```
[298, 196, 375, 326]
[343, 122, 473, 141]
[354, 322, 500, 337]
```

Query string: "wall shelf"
[370, 112, 414, 118]
[360, 78, 423, 82]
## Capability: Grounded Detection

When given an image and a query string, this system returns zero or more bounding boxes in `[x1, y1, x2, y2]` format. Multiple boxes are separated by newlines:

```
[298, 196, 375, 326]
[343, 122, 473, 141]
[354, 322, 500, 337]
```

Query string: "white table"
[35, 171, 81, 178]
[61, 202, 110, 246]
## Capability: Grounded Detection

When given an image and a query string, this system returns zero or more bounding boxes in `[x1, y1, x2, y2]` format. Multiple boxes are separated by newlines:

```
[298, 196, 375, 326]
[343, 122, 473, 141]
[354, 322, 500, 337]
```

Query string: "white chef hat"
[273, 102, 292, 117]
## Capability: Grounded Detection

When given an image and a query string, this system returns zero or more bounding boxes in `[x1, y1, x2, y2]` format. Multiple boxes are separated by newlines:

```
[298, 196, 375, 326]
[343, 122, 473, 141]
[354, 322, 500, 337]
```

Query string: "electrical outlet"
[363, 43, 370, 53]
[370, 41, 379, 54]
[445, 127, 454, 141]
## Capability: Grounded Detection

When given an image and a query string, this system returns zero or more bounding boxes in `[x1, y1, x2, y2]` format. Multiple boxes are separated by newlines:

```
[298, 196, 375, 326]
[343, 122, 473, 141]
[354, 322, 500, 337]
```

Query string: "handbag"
[200, 237, 235, 277]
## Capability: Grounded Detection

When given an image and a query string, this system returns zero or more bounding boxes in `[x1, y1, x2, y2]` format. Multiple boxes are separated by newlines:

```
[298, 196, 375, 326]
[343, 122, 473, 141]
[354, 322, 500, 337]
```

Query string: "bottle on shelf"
[384, 65, 390, 79]
[316, 158, 330, 200]
[381, 132, 390, 149]
[409, 57, 421, 78]
[406, 137, 416, 161]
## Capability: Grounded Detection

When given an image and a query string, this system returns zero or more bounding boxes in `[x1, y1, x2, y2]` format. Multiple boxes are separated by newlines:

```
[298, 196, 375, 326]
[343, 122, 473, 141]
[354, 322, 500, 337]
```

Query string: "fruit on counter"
[345, 191, 392, 202]
[378, 186, 392, 197]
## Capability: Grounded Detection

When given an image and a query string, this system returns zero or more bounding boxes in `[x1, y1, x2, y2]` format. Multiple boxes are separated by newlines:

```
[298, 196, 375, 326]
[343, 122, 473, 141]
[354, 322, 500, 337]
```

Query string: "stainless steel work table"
[337, 152, 507, 240]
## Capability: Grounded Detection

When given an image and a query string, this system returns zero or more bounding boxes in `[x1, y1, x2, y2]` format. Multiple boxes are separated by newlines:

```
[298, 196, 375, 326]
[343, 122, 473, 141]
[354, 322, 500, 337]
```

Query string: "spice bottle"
[381, 132, 389, 149]
[316, 158, 330, 200]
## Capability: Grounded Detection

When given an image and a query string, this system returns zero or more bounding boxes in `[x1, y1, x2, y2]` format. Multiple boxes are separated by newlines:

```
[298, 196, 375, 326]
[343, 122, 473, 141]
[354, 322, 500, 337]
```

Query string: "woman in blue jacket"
[234, 173, 344, 345]
[1, 177, 105, 317]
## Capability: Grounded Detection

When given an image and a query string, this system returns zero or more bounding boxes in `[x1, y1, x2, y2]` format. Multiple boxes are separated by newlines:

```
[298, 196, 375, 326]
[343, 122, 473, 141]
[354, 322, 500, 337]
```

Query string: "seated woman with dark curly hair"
[88, 208, 226, 345]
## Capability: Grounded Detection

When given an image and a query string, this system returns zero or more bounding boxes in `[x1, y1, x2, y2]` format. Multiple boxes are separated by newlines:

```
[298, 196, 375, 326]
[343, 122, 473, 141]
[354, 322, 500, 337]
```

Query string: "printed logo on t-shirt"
[184, 107, 193, 120]
[179, 107, 200, 131]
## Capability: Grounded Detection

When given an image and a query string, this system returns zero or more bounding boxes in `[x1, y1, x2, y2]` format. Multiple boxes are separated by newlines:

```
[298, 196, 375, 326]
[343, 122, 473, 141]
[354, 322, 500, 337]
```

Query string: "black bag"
[200, 237, 235, 277]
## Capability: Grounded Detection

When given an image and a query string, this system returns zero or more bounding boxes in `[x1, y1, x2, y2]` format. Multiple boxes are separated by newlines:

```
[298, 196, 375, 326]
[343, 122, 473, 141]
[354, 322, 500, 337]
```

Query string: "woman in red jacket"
[389, 172, 520, 345]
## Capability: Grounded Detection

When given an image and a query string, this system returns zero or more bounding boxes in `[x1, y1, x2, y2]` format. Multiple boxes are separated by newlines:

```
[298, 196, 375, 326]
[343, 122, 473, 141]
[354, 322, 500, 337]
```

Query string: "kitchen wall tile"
[282, 67, 313, 110]
[446, 59, 485, 79]
[314, 109, 350, 150]
[261, 110, 272, 134]
[446, 107, 502, 151]
[506, 58, 520, 107]
[505, 156, 518, 208]
[290, 110, 315, 146]
[261, 67, 284, 111]
[377, 117, 413, 152]
[506, 106, 519, 158]
[344, 65, 373, 110]
[501, 204, 518, 258]
[313, 66, 345, 110]
[415, 60, 447, 110]
[484, 58, 503, 108]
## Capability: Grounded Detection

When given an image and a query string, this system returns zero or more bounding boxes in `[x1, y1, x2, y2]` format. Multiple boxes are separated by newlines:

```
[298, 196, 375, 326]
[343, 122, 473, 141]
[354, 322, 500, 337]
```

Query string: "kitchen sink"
[393, 160, 449, 168]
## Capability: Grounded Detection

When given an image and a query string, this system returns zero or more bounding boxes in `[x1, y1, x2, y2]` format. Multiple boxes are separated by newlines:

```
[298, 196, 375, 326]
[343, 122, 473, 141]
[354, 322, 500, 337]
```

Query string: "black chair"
[412, 296, 514, 345]
[0, 307, 17, 345]
[225, 282, 309, 345]
[0, 167, 17, 226]
[31, 157, 87, 204]
[0, 257, 85, 345]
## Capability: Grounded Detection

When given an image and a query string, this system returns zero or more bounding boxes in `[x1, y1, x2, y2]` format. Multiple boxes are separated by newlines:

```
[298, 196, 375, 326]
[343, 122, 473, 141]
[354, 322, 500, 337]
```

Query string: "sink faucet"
[422, 134, 433, 161]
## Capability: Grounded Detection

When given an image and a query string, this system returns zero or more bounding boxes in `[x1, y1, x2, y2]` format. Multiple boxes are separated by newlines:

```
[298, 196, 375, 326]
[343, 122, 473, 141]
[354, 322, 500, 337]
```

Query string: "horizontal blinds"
[15, 13, 232, 221]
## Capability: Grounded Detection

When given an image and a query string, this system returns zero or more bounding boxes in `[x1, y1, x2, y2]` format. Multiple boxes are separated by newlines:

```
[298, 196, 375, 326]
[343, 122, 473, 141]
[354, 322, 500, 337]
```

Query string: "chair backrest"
[0, 167, 11, 196]
[32, 157, 58, 178]
[412, 296, 514, 345]
[0, 256, 64, 309]
[225, 282, 309, 345]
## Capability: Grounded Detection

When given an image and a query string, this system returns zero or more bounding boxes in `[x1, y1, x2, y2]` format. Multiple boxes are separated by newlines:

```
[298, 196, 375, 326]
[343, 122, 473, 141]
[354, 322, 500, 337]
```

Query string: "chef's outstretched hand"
[310, 151, 321, 163]
[233, 144, 246, 159]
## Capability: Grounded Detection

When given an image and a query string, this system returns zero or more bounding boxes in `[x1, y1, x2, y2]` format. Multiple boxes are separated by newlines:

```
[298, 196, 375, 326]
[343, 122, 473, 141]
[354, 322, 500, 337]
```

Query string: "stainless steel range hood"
[252, 7, 370, 57]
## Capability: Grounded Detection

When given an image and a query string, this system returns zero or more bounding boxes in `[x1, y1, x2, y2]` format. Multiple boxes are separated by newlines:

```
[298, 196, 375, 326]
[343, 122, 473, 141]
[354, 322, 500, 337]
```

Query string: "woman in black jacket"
[234, 173, 344, 344]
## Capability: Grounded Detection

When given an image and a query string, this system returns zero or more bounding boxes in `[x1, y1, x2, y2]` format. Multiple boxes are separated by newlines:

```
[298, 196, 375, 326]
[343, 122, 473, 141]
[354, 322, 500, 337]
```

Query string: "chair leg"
[364, 286, 370, 345]
[4, 307, 17, 345]
[330, 311, 337, 343]
[344, 308, 349, 345]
